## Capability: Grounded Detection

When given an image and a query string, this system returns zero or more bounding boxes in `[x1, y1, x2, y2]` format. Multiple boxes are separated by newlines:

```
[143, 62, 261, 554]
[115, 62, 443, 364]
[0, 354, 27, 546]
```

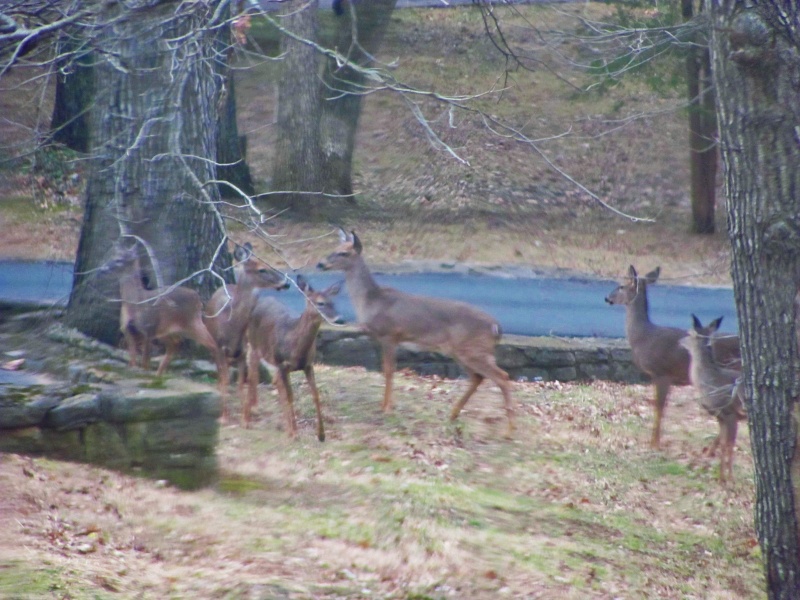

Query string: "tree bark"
[710, 1, 800, 596]
[319, 0, 397, 199]
[683, 0, 718, 234]
[270, 0, 324, 215]
[65, 0, 229, 344]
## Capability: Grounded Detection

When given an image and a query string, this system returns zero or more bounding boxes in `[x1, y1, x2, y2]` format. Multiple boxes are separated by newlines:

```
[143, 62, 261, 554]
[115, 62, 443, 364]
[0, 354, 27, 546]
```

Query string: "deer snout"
[276, 276, 291, 291]
[332, 315, 345, 325]
[604, 296, 613, 304]
[317, 260, 329, 271]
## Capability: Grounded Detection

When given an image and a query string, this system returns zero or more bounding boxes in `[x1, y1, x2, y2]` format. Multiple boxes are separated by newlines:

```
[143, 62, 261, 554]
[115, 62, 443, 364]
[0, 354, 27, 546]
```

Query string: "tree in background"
[682, 0, 717, 234]
[710, 1, 800, 595]
[475, 0, 721, 233]
[269, 0, 325, 215]
[319, 0, 398, 199]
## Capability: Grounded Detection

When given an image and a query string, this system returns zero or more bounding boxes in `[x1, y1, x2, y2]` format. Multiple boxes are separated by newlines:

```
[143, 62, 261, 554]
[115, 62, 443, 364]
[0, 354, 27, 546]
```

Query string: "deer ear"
[338, 228, 349, 243]
[627, 265, 637, 280]
[351, 231, 362, 254]
[295, 274, 308, 292]
[692, 314, 702, 330]
[709, 316, 723, 333]
[233, 243, 250, 262]
[326, 280, 343, 297]
[645, 267, 661, 284]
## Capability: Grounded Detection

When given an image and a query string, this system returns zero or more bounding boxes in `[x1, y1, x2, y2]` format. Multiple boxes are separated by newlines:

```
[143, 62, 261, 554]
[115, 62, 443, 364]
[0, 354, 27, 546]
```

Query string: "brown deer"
[106, 243, 224, 380]
[605, 265, 740, 448]
[317, 229, 515, 434]
[680, 315, 746, 483]
[244, 274, 343, 439]
[204, 242, 289, 423]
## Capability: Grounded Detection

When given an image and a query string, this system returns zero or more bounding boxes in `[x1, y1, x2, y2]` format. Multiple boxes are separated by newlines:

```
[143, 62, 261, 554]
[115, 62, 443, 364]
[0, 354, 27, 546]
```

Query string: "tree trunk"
[50, 32, 93, 153]
[65, 0, 229, 344]
[319, 0, 398, 200]
[683, 0, 717, 234]
[710, 1, 800, 596]
[270, 0, 324, 215]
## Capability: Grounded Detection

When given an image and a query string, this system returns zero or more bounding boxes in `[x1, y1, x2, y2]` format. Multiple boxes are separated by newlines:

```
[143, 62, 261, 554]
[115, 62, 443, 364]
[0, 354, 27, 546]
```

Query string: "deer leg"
[381, 342, 398, 413]
[142, 336, 154, 371]
[304, 365, 325, 442]
[235, 355, 248, 398]
[274, 367, 297, 439]
[123, 329, 141, 368]
[155, 336, 178, 377]
[188, 319, 229, 421]
[243, 344, 262, 428]
[650, 380, 671, 449]
[450, 372, 484, 422]
[720, 417, 738, 483]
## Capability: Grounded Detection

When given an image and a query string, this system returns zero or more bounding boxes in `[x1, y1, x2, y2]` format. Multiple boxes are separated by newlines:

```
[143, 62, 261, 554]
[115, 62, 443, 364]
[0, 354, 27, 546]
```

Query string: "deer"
[679, 315, 747, 483]
[204, 242, 289, 423]
[317, 229, 515, 435]
[605, 265, 740, 449]
[105, 243, 225, 383]
[244, 274, 344, 439]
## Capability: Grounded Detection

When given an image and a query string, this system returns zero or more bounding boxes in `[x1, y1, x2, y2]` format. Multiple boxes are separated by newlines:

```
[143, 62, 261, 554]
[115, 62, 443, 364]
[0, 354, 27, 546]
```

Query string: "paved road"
[0, 260, 738, 339]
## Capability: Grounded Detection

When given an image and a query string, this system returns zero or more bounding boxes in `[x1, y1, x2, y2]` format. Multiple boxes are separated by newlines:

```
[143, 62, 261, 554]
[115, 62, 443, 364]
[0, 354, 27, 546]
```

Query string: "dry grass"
[0, 364, 762, 599]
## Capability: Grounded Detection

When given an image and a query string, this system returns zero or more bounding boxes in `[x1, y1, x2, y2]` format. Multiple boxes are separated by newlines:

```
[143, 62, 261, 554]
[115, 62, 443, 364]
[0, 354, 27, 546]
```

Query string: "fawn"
[244, 275, 343, 439]
[204, 242, 289, 423]
[680, 315, 746, 482]
[106, 243, 224, 380]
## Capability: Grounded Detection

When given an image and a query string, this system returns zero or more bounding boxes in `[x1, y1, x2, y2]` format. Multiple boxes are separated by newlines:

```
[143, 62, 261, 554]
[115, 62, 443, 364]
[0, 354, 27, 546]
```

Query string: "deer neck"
[342, 254, 381, 322]
[292, 305, 323, 360]
[625, 283, 653, 340]
[118, 268, 148, 306]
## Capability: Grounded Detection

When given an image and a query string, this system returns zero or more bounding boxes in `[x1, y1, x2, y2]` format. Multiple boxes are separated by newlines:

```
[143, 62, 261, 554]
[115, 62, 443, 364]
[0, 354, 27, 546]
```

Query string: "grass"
[2, 364, 762, 598]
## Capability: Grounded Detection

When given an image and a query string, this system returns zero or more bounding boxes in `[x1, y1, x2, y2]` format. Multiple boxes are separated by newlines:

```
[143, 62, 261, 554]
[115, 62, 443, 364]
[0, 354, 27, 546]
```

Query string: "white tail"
[106, 243, 224, 380]
[605, 265, 740, 448]
[244, 274, 343, 439]
[204, 242, 289, 423]
[317, 229, 514, 435]
[680, 315, 746, 483]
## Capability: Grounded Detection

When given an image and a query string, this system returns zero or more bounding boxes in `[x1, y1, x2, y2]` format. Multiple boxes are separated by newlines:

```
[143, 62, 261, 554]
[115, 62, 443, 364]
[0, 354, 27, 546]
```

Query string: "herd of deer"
[105, 230, 751, 483]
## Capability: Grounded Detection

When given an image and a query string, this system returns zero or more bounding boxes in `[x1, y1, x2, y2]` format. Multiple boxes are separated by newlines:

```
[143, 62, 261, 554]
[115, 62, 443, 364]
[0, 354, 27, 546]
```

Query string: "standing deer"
[244, 275, 343, 439]
[106, 243, 224, 380]
[680, 315, 746, 483]
[317, 229, 515, 434]
[605, 265, 740, 448]
[204, 242, 289, 423]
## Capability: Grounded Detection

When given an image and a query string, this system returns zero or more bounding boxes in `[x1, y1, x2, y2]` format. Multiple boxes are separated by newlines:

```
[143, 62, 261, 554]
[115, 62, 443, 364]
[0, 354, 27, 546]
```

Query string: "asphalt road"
[0, 260, 738, 339]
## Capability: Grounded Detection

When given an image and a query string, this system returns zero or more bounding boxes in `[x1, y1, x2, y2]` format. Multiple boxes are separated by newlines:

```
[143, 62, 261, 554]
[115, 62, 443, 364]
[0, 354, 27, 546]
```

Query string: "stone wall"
[0, 378, 219, 490]
[316, 327, 644, 384]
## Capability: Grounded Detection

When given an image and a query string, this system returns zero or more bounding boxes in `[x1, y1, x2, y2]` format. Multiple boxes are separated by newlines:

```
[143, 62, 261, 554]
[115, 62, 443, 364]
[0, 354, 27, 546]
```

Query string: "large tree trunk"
[319, 0, 397, 199]
[65, 0, 229, 344]
[270, 0, 324, 215]
[683, 0, 718, 234]
[710, 1, 800, 596]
